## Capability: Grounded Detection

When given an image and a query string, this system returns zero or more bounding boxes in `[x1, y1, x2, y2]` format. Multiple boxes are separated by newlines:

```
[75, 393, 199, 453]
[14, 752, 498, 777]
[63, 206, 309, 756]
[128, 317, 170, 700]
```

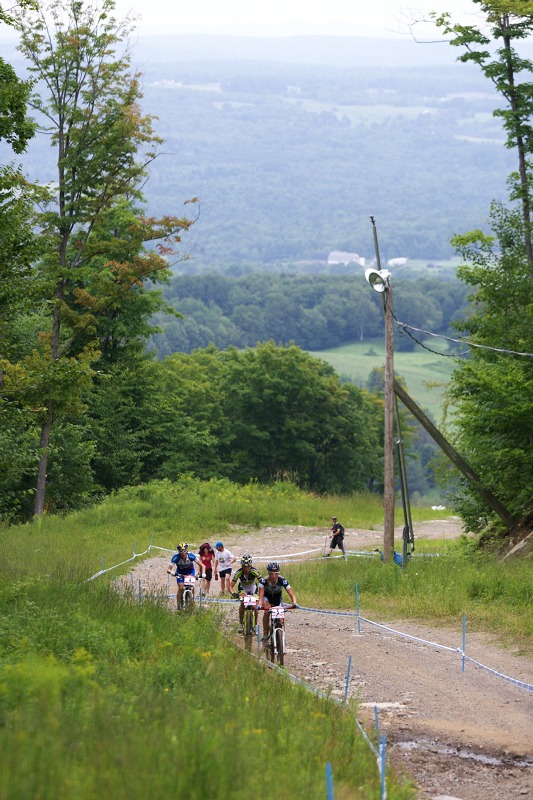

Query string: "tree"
[9, 0, 195, 515]
[436, 2, 533, 276]
[434, 2, 533, 532]
[215, 341, 382, 493]
[447, 204, 533, 530]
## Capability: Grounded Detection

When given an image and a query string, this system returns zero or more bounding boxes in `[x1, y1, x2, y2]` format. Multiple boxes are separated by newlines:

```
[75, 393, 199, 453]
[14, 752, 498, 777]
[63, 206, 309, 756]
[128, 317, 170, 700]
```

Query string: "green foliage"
[150, 270, 469, 356]
[447, 203, 533, 529]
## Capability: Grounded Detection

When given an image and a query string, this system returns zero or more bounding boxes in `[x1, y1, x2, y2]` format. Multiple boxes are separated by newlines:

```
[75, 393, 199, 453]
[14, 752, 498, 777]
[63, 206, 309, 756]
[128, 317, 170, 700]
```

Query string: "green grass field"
[310, 338, 454, 421]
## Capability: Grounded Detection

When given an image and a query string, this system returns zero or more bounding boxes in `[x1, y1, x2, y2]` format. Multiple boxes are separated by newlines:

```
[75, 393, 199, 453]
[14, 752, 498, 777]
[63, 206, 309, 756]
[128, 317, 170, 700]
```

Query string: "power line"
[394, 319, 533, 358]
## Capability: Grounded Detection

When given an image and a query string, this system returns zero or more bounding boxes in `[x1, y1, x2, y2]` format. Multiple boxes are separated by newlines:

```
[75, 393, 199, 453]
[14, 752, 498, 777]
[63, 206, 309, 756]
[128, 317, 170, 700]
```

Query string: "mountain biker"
[214, 541, 236, 595]
[167, 542, 201, 609]
[257, 561, 297, 642]
[229, 554, 262, 634]
[324, 516, 347, 560]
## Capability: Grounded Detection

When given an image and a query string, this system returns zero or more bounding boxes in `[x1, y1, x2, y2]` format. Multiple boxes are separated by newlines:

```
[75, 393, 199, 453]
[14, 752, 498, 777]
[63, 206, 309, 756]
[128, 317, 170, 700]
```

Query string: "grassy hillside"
[2, 478, 530, 799]
[310, 339, 454, 421]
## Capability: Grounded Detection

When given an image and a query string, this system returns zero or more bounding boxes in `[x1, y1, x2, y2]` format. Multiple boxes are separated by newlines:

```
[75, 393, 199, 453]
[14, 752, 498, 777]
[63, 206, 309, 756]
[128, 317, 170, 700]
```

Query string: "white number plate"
[271, 606, 285, 620]
[183, 575, 195, 587]
[243, 595, 257, 608]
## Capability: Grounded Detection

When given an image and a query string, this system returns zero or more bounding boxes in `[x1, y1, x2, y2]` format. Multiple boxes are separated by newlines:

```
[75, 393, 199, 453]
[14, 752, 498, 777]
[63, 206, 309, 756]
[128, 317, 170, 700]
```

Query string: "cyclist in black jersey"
[257, 561, 297, 642]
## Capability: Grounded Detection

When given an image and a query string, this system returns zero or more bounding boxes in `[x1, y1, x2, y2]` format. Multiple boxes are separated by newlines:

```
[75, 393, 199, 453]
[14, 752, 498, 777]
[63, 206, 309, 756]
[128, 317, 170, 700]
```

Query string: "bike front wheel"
[275, 626, 284, 667]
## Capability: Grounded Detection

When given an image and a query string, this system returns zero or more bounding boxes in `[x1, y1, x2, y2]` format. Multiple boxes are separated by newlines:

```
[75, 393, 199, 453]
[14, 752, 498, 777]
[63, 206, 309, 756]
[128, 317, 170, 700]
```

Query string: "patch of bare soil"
[128, 521, 533, 800]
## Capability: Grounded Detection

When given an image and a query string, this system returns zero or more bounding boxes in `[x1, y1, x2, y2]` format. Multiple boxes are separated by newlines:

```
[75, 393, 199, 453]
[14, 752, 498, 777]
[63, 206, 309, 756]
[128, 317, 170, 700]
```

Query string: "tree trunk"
[34, 412, 53, 516]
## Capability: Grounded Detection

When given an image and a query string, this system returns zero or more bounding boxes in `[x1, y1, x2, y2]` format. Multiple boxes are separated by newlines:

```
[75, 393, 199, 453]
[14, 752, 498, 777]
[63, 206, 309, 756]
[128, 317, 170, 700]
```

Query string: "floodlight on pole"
[364, 268, 391, 293]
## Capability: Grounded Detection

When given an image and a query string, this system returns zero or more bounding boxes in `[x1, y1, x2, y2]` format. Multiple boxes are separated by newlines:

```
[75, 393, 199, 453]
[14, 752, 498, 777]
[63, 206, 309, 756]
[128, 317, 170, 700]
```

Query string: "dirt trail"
[129, 521, 533, 800]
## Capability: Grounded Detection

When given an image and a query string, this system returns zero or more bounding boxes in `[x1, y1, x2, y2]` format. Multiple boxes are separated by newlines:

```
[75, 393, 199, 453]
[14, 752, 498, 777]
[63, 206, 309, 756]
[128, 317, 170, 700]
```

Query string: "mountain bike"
[179, 574, 197, 610]
[242, 593, 258, 650]
[263, 604, 297, 666]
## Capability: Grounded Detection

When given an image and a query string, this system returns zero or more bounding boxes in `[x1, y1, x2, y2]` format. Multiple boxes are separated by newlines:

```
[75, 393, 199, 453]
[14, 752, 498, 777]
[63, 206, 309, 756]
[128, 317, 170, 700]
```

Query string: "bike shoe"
[261, 634, 269, 643]
[238, 625, 244, 634]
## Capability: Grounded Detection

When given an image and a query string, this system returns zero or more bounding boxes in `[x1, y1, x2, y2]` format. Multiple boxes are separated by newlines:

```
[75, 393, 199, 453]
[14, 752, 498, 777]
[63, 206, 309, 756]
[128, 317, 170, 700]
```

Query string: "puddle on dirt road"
[396, 740, 533, 768]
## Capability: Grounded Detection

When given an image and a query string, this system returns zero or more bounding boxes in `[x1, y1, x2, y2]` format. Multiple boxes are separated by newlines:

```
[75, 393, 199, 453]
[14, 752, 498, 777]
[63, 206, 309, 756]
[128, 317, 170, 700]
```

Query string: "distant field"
[310, 339, 454, 421]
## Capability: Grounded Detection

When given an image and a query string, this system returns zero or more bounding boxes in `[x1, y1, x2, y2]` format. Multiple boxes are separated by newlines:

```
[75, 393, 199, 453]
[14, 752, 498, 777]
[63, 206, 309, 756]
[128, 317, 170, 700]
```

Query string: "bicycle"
[242, 593, 258, 649]
[179, 574, 197, 610]
[262, 604, 297, 666]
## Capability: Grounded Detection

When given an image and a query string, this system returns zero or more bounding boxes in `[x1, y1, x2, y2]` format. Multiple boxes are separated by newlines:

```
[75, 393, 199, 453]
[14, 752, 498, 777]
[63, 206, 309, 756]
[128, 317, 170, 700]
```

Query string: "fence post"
[462, 614, 466, 673]
[355, 583, 361, 634]
[325, 762, 334, 800]
[344, 655, 352, 703]
[379, 734, 387, 800]
[130, 572, 134, 594]
[138, 579, 142, 603]
[374, 704, 380, 742]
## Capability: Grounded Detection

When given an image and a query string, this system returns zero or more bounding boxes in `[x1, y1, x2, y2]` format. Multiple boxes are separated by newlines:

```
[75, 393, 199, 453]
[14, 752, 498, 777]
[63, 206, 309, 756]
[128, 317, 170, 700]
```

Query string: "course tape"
[85, 542, 448, 583]
[463, 655, 533, 692]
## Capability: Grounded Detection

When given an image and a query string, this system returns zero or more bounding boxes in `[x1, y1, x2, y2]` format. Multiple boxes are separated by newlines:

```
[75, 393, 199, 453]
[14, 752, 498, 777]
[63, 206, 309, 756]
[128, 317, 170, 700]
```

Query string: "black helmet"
[241, 554, 253, 566]
[267, 561, 280, 573]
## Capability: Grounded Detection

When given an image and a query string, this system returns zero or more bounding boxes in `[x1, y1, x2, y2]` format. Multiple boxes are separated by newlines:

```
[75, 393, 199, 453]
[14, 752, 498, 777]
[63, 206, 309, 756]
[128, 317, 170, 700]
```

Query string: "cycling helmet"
[177, 542, 188, 551]
[267, 561, 280, 573]
[240, 554, 253, 566]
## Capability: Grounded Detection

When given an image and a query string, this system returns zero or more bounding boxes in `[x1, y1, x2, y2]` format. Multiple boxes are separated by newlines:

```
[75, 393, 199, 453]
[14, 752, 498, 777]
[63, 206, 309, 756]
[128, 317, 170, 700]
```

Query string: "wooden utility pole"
[369, 216, 395, 562]
[383, 282, 395, 561]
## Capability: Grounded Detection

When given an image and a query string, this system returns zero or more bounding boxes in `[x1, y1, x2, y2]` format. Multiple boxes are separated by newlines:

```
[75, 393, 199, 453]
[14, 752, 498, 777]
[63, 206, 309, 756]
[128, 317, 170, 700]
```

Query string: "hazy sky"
[114, 0, 478, 38]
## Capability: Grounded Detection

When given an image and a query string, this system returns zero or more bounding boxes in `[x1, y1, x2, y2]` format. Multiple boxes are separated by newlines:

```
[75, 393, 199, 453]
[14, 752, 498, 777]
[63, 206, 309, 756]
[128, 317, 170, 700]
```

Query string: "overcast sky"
[114, 0, 479, 38]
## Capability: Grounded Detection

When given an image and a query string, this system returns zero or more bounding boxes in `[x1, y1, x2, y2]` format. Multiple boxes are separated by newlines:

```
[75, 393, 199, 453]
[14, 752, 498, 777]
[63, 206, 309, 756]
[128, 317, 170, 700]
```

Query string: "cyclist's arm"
[286, 587, 297, 605]
[257, 586, 265, 606]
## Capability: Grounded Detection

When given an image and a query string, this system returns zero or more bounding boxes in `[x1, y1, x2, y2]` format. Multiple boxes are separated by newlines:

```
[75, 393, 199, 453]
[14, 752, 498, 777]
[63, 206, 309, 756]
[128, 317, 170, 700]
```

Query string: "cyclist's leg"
[261, 598, 272, 641]
[176, 576, 184, 609]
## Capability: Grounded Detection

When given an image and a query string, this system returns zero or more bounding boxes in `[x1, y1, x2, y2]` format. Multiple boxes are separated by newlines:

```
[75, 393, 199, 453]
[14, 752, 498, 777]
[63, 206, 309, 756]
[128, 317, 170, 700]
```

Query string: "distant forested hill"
[2, 35, 516, 267]
[150, 269, 469, 357]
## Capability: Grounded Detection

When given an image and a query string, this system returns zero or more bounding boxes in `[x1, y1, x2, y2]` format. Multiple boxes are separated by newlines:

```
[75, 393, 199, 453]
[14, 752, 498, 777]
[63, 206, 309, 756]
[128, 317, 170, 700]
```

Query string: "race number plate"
[271, 606, 285, 620]
[243, 595, 257, 608]
[183, 575, 196, 587]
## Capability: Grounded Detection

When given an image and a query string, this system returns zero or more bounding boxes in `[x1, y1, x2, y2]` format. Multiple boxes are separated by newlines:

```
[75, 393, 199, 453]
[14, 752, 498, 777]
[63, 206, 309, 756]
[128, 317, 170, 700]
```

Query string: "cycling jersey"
[171, 552, 198, 575]
[233, 566, 261, 594]
[259, 575, 291, 605]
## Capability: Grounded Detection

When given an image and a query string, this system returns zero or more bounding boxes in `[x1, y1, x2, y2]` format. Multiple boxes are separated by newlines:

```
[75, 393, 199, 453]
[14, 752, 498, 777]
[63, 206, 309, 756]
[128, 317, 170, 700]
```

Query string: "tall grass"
[283, 543, 533, 648]
[0, 579, 415, 799]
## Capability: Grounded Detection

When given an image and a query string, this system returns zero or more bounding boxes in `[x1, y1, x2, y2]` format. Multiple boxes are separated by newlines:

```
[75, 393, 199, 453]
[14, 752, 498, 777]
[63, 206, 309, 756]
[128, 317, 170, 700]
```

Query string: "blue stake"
[149, 532, 154, 553]
[133, 541, 137, 561]
[344, 655, 352, 703]
[100, 556, 105, 572]
[257, 624, 261, 657]
[374, 704, 380, 742]
[380, 734, 387, 800]
[138, 579, 142, 603]
[462, 614, 466, 673]
[326, 762, 334, 800]
[130, 572, 134, 593]
[355, 583, 361, 634]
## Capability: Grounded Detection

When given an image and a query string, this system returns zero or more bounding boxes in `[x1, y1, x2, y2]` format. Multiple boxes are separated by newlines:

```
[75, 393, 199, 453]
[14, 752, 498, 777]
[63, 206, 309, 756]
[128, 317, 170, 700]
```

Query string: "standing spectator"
[198, 542, 216, 595]
[214, 541, 236, 595]
[324, 516, 346, 560]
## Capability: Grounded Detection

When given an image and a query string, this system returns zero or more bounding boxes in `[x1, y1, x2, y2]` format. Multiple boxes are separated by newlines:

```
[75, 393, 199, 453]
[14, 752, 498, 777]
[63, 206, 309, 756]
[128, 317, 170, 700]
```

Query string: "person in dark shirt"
[324, 516, 347, 560]
[257, 561, 297, 642]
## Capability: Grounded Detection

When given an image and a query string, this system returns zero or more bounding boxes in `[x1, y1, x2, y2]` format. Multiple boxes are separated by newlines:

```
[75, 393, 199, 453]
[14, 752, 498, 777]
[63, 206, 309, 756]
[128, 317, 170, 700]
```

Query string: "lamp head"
[364, 268, 391, 293]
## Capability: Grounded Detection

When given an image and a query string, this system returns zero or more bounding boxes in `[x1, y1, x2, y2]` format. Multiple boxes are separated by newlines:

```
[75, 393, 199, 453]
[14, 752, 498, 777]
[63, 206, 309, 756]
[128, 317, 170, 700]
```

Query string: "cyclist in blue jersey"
[167, 542, 201, 609]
